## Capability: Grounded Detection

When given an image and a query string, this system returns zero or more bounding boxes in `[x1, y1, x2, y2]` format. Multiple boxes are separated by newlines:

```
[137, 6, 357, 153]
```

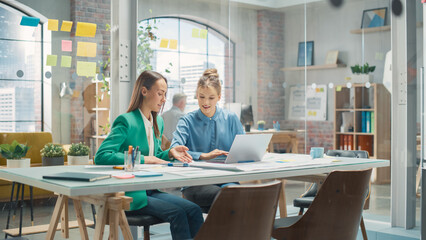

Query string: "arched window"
[137, 17, 235, 112]
[0, 3, 43, 132]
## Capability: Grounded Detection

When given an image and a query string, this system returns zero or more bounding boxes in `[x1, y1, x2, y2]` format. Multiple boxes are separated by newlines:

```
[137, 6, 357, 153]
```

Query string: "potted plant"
[0, 140, 31, 168]
[67, 142, 90, 165]
[257, 120, 266, 131]
[40, 143, 65, 166]
[349, 63, 376, 83]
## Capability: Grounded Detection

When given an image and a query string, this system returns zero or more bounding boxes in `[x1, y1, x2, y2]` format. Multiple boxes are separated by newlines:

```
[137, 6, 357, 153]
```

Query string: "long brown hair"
[197, 68, 221, 95]
[127, 70, 167, 138]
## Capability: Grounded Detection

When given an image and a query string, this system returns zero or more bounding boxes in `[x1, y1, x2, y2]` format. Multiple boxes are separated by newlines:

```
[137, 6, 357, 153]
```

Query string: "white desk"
[0, 154, 389, 240]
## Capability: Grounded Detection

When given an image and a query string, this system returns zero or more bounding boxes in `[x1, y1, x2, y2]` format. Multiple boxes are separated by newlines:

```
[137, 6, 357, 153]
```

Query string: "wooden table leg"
[73, 199, 89, 240]
[118, 210, 133, 240]
[46, 194, 66, 240]
[278, 179, 287, 218]
[60, 196, 69, 238]
[94, 200, 108, 240]
[108, 198, 121, 240]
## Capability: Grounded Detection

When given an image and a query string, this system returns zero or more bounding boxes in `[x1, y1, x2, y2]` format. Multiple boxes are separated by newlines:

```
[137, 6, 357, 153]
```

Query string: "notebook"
[43, 172, 111, 182]
[206, 133, 273, 164]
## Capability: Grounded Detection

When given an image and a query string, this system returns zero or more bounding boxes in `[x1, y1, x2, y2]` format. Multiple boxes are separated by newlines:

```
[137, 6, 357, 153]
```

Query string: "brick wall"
[257, 10, 285, 129]
[69, 0, 110, 143]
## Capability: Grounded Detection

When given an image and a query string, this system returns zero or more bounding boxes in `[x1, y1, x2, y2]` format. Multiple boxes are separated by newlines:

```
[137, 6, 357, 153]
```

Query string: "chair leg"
[30, 186, 34, 226]
[5, 182, 16, 238]
[360, 216, 368, 240]
[144, 225, 150, 240]
[298, 208, 304, 215]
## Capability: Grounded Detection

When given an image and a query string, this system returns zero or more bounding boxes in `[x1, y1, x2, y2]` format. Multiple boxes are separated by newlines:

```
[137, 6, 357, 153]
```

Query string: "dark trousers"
[127, 190, 203, 240]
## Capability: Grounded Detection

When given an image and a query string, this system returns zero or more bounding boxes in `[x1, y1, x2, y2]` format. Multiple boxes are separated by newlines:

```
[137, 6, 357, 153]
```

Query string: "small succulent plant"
[68, 142, 90, 156]
[0, 140, 30, 160]
[40, 143, 65, 158]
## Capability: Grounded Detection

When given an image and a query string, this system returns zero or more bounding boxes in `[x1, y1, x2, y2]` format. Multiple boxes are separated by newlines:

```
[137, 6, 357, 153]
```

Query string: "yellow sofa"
[0, 132, 55, 201]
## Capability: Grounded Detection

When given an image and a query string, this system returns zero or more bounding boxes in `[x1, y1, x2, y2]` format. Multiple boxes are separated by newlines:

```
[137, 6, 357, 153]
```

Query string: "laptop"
[207, 134, 273, 164]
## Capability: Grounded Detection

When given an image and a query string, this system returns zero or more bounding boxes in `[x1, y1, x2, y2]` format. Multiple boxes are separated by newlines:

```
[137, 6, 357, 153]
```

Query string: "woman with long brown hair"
[95, 70, 203, 239]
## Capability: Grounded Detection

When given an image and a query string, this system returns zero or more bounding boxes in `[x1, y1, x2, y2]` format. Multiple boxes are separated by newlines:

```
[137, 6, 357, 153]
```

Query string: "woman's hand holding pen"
[144, 156, 168, 164]
[200, 149, 228, 160]
[169, 146, 192, 163]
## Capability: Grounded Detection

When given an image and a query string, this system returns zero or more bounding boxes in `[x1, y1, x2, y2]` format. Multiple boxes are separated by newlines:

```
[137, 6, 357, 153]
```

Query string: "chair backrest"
[326, 149, 369, 158]
[273, 169, 372, 240]
[194, 181, 282, 240]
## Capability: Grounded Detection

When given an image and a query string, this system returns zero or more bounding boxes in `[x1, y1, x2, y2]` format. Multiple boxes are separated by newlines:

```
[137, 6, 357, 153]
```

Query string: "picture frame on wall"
[325, 50, 339, 65]
[361, 7, 387, 28]
[297, 41, 314, 67]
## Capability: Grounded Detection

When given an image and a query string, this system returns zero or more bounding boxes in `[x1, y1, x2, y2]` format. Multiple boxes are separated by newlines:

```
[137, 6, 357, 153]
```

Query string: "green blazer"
[95, 109, 171, 210]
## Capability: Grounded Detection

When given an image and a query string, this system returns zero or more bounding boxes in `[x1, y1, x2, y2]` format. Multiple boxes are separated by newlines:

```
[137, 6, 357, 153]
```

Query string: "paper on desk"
[169, 169, 233, 178]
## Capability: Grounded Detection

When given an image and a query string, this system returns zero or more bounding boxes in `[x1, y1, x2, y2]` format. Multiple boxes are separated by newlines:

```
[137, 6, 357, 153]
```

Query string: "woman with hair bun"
[170, 68, 244, 211]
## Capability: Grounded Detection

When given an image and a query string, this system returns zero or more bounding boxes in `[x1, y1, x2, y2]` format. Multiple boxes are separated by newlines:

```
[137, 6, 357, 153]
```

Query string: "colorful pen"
[113, 166, 124, 170]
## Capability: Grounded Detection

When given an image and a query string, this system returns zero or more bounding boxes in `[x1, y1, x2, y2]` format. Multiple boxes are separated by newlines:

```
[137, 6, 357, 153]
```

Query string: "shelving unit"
[83, 81, 110, 157]
[334, 83, 390, 184]
[281, 63, 346, 72]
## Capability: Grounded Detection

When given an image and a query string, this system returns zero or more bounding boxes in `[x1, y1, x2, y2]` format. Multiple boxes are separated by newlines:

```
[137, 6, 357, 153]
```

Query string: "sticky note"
[76, 61, 96, 77]
[192, 28, 200, 38]
[76, 42, 97, 57]
[46, 55, 57, 66]
[62, 40, 72, 52]
[336, 86, 342, 91]
[316, 88, 320, 92]
[169, 39, 178, 49]
[48, 19, 58, 31]
[200, 29, 207, 39]
[61, 56, 72, 68]
[75, 22, 97, 37]
[159, 39, 169, 48]
[20, 16, 40, 27]
[320, 88, 324, 92]
[61, 20, 73, 32]
[72, 90, 80, 98]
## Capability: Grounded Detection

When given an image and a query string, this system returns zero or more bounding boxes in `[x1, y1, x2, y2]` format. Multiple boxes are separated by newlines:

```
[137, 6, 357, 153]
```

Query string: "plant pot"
[7, 158, 31, 168]
[67, 155, 89, 165]
[258, 124, 265, 131]
[42, 156, 64, 166]
[348, 74, 373, 84]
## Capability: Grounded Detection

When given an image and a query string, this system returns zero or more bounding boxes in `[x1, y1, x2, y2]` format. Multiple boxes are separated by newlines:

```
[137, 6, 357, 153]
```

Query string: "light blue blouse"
[170, 107, 244, 160]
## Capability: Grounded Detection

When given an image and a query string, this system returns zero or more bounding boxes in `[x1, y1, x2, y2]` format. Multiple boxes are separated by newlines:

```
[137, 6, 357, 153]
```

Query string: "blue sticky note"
[20, 16, 40, 27]
[133, 172, 163, 178]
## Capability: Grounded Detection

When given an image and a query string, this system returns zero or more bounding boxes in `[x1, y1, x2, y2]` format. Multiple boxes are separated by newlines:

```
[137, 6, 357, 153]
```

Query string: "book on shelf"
[366, 111, 371, 133]
[371, 112, 375, 133]
[361, 111, 366, 132]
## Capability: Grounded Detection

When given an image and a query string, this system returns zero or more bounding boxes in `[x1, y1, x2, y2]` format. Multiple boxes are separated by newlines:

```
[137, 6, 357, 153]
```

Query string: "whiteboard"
[288, 85, 327, 121]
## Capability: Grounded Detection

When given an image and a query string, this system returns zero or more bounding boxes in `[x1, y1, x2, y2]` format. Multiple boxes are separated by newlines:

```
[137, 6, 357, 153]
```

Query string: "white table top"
[0, 154, 389, 197]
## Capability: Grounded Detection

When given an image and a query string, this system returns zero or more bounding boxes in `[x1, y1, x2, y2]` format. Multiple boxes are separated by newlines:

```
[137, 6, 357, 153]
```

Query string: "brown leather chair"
[194, 181, 282, 240]
[273, 169, 372, 240]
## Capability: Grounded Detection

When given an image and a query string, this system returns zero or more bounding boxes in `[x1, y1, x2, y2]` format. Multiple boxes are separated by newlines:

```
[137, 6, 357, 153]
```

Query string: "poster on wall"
[288, 84, 327, 121]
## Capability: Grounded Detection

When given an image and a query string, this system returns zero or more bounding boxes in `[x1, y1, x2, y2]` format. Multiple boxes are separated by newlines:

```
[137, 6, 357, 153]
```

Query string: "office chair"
[273, 169, 372, 240]
[293, 150, 370, 239]
[194, 181, 281, 240]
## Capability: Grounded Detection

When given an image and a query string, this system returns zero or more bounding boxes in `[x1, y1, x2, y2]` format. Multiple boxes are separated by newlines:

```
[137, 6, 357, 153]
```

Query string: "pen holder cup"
[124, 151, 140, 172]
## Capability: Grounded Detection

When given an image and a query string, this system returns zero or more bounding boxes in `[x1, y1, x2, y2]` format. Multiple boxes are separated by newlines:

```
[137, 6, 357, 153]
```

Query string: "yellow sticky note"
[76, 61, 96, 77]
[75, 22, 97, 37]
[316, 88, 320, 92]
[200, 29, 207, 39]
[72, 90, 80, 98]
[48, 19, 58, 31]
[169, 39, 178, 49]
[61, 20, 73, 32]
[192, 28, 200, 38]
[159, 39, 169, 48]
[336, 86, 342, 91]
[61, 56, 72, 68]
[46, 55, 57, 66]
[76, 42, 97, 57]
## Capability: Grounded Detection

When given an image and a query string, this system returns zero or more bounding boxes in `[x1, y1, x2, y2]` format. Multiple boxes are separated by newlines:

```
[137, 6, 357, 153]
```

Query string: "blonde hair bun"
[203, 68, 219, 78]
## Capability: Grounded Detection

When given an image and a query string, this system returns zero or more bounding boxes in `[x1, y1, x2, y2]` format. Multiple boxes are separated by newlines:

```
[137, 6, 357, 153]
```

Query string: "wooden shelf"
[354, 109, 373, 111]
[281, 63, 346, 72]
[336, 132, 355, 135]
[355, 132, 374, 136]
[335, 109, 354, 112]
[350, 25, 390, 34]
[91, 108, 109, 111]
[350, 22, 423, 34]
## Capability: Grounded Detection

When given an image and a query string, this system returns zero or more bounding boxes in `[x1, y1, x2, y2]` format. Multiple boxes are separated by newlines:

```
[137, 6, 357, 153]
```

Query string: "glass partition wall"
[1, 0, 422, 235]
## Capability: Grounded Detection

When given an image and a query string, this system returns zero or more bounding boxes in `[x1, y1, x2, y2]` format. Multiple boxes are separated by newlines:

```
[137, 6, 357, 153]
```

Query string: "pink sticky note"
[62, 40, 72, 52]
